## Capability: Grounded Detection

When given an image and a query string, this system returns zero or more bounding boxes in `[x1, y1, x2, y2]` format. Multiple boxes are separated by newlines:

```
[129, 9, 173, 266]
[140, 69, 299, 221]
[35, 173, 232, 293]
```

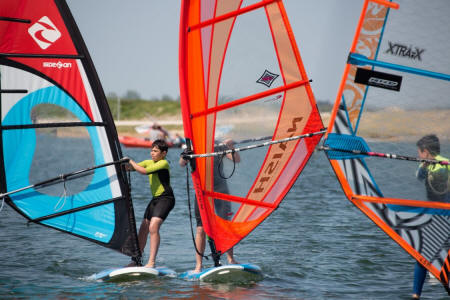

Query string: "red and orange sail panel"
[179, 0, 323, 254]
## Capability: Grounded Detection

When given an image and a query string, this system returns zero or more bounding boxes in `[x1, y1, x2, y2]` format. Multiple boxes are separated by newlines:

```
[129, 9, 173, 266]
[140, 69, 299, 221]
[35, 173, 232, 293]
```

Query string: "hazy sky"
[67, 1, 363, 102]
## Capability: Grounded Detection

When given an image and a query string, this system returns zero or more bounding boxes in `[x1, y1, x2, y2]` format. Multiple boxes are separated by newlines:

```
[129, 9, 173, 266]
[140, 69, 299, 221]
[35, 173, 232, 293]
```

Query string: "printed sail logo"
[28, 16, 61, 49]
[354, 68, 402, 92]
[368, 77, 398, 88]
[43, 61, 72, 69]
[256, 70, 279, 87]
[385, 41, 425, 61]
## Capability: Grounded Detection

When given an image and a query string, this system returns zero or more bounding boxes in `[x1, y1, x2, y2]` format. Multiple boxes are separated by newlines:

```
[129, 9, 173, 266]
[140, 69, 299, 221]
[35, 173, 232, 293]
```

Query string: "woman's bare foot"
[144, 261, 155, 268]
[193, 266, 202, 273]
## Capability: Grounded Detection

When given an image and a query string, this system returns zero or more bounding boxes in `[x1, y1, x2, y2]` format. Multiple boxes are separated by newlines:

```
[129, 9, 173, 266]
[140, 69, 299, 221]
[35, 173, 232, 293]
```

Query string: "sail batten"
[191, 79, 310, 118]
[0, 89, 28, 93]
[204, 190, 278, 209]
[30, 196, 124, 223]
[349, 53, 450, 81]
[0, 17, 31, 23]
[1, 53, 84, 59]
[2, 122, 105, 130]
[189, 0, 278, 31]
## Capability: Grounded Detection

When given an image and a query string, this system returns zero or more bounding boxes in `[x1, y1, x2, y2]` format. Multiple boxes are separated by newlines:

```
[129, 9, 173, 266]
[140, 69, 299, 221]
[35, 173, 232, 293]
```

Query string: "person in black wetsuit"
[127, 139, 175, 268]
[180, 138, 240, 272]
[412, 134, 449, 299]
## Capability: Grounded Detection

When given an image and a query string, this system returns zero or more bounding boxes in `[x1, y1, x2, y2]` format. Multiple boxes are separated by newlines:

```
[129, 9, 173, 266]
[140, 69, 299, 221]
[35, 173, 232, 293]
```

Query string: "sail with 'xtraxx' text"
[324, 0, 450, 294]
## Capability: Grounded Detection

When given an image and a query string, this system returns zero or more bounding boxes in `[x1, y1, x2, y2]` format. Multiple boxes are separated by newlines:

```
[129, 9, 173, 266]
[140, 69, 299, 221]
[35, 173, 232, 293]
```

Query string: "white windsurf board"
[88, 266, 176, 282]
[179, 263, 263, 283]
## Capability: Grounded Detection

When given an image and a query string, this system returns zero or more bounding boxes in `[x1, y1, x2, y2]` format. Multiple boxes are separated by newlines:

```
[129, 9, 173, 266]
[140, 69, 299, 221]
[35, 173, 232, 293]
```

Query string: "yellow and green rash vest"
[137, 159, 173, 198]
[416, 155, 449, 202]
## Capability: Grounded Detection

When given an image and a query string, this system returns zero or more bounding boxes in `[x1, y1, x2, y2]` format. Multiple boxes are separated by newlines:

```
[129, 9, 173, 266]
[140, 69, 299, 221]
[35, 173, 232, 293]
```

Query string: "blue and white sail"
[0, 0, 141, 260]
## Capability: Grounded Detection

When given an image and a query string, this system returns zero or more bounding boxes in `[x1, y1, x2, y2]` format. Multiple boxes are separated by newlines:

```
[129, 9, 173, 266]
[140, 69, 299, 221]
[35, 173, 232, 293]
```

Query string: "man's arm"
[224, 139, 240, 163]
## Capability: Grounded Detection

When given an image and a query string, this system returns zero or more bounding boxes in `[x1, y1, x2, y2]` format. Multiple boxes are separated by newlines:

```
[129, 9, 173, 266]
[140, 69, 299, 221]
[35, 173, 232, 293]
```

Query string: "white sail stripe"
[423, 239, 442, 259]
[421, 215, 450, 261]
[76, 60, 102, 122]
[1, 66, 53, 121]
[97, 127, 121, 198]
[424, 216, 450, 242]
[434, 215, 450, 229]
[76, 60, 121, 198]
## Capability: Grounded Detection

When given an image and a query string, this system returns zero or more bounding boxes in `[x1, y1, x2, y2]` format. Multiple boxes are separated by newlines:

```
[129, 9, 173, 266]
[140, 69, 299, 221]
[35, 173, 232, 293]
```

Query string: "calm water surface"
[0, 143, 448, 299]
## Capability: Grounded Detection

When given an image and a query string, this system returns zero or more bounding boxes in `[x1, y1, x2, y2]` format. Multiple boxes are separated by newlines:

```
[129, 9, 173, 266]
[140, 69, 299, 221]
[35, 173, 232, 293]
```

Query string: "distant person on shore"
[126, 139, 175, 268]
[179, 138, 240, 273]
[412, 134, 449, 299]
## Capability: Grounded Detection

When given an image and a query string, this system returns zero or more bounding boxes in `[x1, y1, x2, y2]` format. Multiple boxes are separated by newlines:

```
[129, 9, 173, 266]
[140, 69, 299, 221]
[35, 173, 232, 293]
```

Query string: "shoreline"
[115, 109, 450, 142]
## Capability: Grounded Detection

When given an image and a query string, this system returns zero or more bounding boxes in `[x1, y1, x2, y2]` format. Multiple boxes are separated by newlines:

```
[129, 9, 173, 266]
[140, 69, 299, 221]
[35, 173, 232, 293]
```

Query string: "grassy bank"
[108, 98, 333, 121]
[321, 109, 450, 141]
[115, 124, 184, 136]
[108, 98, 181, 120]
[109, 98, 448, 141]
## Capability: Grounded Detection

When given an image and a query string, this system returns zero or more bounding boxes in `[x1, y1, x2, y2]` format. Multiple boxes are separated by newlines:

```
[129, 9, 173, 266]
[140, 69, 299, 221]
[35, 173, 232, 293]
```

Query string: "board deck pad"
[179, 264, 263, 283]
[88, 266, 176, 282]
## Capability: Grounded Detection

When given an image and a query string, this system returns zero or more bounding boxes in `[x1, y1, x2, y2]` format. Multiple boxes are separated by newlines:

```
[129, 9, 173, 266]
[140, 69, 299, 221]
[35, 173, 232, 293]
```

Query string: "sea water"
[0, 142, 448, 299]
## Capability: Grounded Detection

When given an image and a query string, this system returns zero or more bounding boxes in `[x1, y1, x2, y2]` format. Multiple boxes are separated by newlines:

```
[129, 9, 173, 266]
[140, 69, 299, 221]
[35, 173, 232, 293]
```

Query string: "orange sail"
[179, 0, 323, 256]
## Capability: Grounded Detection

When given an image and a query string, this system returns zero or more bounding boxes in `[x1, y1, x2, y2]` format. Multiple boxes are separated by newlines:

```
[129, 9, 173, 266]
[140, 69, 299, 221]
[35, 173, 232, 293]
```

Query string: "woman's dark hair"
[152, 139, 168, 153]
[417, 134, 440, 156]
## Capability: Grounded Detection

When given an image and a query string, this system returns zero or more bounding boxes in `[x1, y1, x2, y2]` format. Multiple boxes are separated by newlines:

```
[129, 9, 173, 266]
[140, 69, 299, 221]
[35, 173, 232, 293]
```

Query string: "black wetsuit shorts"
[144, 194, 175, 221]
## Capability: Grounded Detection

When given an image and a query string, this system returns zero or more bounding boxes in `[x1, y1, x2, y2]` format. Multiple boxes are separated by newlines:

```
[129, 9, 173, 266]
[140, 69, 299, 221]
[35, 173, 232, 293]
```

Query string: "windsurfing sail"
[324, 0, 450, 294]
[179, 0, 324, 259]
[0, 0, 141, 262]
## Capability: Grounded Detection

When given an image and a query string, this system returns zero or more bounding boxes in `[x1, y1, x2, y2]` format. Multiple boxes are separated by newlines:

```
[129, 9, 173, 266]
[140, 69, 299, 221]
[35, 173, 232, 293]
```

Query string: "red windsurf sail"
[179, 0, 324, 257]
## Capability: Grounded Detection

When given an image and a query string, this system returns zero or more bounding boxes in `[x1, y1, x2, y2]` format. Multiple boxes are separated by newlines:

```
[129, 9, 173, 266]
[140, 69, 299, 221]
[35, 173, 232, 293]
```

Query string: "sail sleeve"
[0, 0, 140, 259]
[325, 0, 450, 294]
[179, 0, 324, 254]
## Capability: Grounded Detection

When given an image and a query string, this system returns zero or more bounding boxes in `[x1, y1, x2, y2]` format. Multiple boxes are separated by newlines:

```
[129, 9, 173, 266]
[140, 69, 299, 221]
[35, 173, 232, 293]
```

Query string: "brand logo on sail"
[28, 16, 61, 49]
[256, 70, 279, 87]
[385, 41, 425, 61]
[94, 232, 107, 239]
[252, 116, 304, 194]
[354, 68, 402, 92]
[368, 77, 398, 88]
[43, 61, 72, 69]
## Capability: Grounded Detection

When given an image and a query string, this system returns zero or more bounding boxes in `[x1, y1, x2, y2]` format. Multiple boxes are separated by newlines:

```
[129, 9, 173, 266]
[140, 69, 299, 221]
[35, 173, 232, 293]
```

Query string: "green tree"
[123, 90, 141, 100]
